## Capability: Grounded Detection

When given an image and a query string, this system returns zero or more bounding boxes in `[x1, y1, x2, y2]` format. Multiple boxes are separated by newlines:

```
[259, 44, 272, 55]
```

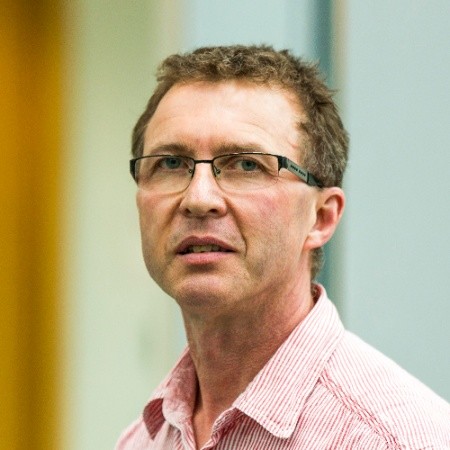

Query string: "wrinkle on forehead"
[144, 80, 309, 162]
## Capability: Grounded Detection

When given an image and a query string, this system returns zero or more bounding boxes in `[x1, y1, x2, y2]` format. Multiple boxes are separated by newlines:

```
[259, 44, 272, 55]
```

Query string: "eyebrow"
[144, 141, 270, 156]
[144, 142, 193, 155]
[214, 142, 268, 154]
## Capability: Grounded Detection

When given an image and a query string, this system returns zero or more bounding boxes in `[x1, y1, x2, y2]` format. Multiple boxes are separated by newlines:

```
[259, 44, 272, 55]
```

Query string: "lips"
[176, 237, 235, 255]
[183, 244, 229, 254]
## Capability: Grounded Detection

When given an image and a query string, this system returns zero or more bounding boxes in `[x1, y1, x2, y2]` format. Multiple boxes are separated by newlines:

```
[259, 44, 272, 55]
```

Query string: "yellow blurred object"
[0, 1, 63, 449]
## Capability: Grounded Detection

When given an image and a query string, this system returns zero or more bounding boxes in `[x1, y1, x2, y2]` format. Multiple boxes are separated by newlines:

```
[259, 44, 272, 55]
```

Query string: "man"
[117, 45, 450, 449]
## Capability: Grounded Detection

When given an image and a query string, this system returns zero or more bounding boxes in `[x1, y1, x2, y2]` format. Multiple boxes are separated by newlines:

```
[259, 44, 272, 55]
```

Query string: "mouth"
[176, 237, 235, 255]
[180, 244, 232, 254]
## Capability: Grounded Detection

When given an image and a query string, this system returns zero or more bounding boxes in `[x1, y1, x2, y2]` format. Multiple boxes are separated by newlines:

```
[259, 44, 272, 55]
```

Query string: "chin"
[170, 279, 230, 312]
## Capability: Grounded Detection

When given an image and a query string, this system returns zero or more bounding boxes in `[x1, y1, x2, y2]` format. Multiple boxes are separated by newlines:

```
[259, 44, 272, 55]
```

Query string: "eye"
[158, 156, 184, 170]
[238, 159, 259, 171]
[159, 156, 183, 169]
[219, 155, 264, 172]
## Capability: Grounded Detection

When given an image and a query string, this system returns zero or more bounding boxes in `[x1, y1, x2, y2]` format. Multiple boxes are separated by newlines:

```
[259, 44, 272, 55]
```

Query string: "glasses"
[130, 152, 323, 194]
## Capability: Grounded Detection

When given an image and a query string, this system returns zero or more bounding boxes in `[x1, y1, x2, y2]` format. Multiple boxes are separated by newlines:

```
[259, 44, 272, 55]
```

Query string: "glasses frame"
[129, 152, 323, 191]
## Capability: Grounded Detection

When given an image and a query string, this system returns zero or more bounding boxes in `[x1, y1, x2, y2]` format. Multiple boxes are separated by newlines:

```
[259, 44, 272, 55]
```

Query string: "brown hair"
[132, 45, 349, 279]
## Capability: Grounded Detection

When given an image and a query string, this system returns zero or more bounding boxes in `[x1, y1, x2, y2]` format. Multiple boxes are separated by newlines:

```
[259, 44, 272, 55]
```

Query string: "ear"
[304, 187, 345, 250]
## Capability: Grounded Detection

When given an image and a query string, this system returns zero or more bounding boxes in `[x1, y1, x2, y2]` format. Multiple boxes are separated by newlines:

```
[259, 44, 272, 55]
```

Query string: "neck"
[182, 283, 316, 446]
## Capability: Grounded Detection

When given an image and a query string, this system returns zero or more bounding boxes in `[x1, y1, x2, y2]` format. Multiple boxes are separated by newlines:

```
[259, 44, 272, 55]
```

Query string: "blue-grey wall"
[343, 0, 450, 401]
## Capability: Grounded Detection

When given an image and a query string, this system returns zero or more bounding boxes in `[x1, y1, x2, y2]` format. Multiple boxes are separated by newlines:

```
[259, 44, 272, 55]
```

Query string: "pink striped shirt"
[116, 286, 450, 449]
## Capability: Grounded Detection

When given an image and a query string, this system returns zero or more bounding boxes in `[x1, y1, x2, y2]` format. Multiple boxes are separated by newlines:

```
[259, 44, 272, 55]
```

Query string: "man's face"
[137, 81, 321, 317]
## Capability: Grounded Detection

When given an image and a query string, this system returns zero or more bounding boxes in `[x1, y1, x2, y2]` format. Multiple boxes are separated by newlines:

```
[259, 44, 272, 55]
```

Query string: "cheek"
[242, 191, 310, 234]
[237, 192, 312, 260]
[236, 195, 297, 259]
[236, 194, 277, 232]
[136, 191, 170, 254]
[137, 191, 155, 233]
[136, 191, 176, 286]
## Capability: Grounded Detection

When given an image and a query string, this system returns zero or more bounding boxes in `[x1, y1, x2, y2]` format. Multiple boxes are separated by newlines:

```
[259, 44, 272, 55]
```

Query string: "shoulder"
[316, 331, 450, 449]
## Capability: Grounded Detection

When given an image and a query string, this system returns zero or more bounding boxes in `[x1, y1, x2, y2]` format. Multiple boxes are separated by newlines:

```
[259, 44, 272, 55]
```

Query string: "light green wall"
[63, 2, 184, 448]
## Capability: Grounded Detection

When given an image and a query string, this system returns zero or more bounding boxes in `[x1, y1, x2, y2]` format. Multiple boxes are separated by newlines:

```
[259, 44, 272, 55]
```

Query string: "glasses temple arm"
[280, 156, 322, 187]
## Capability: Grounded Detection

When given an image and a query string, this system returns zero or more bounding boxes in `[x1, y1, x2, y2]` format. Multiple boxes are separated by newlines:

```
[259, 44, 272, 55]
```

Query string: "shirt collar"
[143, 348, 197, 439]
[143, 285, 344, 440]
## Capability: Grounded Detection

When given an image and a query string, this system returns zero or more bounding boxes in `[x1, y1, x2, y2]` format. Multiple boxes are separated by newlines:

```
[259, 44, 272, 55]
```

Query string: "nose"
[179, 163, 227, 217]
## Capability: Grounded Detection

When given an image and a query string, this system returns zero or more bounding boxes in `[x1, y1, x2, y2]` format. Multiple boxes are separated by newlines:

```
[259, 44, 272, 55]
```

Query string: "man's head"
[132, 45, 348, 281]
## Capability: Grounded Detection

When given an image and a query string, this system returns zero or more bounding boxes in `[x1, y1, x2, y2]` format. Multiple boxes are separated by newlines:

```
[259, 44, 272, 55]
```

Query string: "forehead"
[143, 80, 306, 156]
